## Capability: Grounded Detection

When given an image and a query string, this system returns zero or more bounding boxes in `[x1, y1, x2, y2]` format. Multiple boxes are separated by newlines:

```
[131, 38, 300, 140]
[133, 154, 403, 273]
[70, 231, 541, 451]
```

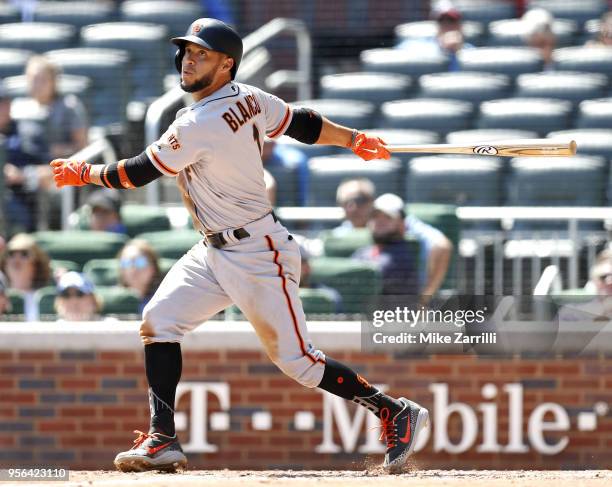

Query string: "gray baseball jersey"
[145, 81, 292, 232]
[142, 81, 326, 389]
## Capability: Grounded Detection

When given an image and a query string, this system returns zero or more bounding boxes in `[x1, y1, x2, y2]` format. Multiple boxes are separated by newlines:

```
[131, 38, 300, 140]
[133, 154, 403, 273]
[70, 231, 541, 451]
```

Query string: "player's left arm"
[284, 108, 390, 161]
[49, 151, 163, 189]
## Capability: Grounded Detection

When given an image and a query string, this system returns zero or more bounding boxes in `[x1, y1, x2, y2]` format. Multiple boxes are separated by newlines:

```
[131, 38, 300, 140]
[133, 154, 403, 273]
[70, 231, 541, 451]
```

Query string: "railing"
[144, 17, 312, 205]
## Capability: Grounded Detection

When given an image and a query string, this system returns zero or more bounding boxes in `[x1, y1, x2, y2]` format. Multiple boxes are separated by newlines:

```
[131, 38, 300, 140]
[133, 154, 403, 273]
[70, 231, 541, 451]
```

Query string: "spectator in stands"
[262, 139, 308, 205]
[54, 271, 101, 322]
[118, 239, 163, 314]
[590, 248, 612, 298]
[86, 189, 127, 234]
[353, 193, 452, 303]
[396, 0, 474, 71]
[587, 11, 612, 47]
[297, 239, 343, 312]
[0, 233, 51, 321]
[352, 194, 420, 297]
[332, 179, 453, 300]
[0, 271, 9, 314]
[522, 8, 556, 70]
[25, 56, 88, 160]
[332, 178, 376, 235]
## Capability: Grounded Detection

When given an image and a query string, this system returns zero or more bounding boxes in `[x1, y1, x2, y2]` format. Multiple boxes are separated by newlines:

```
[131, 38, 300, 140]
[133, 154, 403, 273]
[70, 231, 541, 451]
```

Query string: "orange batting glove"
[350, 132, 391, 161]
[50, 159, 91, 188]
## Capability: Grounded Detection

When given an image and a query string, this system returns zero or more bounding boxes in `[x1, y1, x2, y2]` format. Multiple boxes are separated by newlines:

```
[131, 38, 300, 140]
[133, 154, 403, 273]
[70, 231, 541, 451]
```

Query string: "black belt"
[204, 211, 278, 249]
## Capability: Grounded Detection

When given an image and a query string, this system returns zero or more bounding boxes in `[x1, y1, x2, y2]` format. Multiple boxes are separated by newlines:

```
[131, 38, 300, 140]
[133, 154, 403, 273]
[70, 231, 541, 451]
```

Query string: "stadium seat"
[0, 23, 76, 53]
[265, 163, 300, 206]
[6, 290, 24, 317]
[446, 128, 539, 145]
[360, 48, 450, 77]
[33, 231, 128, 269]
[526, 1, 607, 30]
[458, 47, 544, 80]
[309, 257, 382, 314]
[0, 3, 20, 24]
[553, 47, 612, 80]
[120, 1, 205, 39]
[319, 72, 413, 105]
[0, 48, 33, 79]
[297, 288, 339, 315]
[477, 98, 573, 136]
[379, 99, 474, 136]
[455, 0, 517, 24]
[515, 72, 608, 108]
[81, 23, 167, 101]
[35, 286, 58, 318]
[394, 20, 486, 47]
[120, 204, 171, 237]
[45, 48, 130, 126]
[33, 2, 115, 30]
[291, 99, 376, 130]
[577, 98, 612, 129]
[406, 156, 504, 206]
[507, 156, 607, 207]
[321, 228, 373, 258]
[50, 260, 80, 275]
[3, 74, 91, 101]
[307, 155, 403, 206]
[274, 135, 342, 159]
[418, 72, 512, 104]
[488, 19, 578, 48]
[135, 229, 201, 260]
[547, 129, 612, 160]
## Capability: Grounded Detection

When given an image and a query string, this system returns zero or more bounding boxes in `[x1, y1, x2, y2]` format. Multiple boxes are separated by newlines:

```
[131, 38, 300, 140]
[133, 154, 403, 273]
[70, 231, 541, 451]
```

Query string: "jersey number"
[252, 124, 262, 155]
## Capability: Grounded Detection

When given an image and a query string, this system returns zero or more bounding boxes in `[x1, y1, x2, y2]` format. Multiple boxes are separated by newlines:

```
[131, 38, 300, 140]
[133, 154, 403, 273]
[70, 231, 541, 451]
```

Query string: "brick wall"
[0, 323, 610, 470]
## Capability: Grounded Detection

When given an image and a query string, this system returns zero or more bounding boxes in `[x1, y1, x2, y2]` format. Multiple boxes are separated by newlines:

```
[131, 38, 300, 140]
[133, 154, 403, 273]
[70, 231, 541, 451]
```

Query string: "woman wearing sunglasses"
[118, 240, 162, 314]
[0, 233, 51, 321]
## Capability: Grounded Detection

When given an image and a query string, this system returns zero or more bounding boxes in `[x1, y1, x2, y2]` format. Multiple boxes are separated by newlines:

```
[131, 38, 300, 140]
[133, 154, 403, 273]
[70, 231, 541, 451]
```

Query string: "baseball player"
[50, 18, 429, 473]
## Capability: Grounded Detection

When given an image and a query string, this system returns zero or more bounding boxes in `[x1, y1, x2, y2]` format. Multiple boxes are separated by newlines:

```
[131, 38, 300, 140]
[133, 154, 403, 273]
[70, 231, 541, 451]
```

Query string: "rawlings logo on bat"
[473, 145, 498, 155]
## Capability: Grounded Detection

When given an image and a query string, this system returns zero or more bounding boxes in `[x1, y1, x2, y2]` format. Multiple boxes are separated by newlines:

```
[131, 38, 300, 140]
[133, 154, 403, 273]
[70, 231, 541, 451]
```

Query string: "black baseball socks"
[144, 342, 182, 437]
[317, 356, 403, 416]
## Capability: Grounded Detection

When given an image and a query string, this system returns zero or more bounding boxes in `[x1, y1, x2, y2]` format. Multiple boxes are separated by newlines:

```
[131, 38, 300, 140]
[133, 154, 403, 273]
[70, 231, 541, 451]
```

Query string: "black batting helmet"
[171, 18, 243, 80]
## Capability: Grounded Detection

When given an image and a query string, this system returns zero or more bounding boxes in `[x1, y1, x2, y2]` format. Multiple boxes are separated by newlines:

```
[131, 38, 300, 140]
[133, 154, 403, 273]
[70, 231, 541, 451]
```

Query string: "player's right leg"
[114, 243, 233, 473]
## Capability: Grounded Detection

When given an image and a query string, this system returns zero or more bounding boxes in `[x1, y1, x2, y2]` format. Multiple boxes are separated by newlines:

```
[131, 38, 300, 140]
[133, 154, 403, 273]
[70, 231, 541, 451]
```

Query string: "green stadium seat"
[488, 18, 578, 48]
[379, 99, 474, 136]
[33, 2, 115, 30]
[292, 99, 376, 131]
[553, 47, 612, 80]
[320, 72, 413, 105]
[526, 1, 607, 30]
[360, 48, 450, 77]
[321, 228, 373, 258]
[577, 98, 612, 130]
[407, 156, 504, 206]
[0, 23, 76, 53]
[45, 48, 130, 126]
[547, 129, 612, 161]
[135, 230, 201, 260]
[51, 260, 80, 275]
[551, 289, 596, 306]
[0, 48, 33, 79]
[121, 205, 171, 237]
[419, 72, 512, 104]
[36, 286, 58, 318]
[477, 98, 573, 136]
[97, 286, 140, 315]
[307, 155, 403, 206]
[395, 20, 485, 47]
[0, 3, 20, 24]
[455, 0, 517, 24]
[458, 47, 544, 80]
[33, 231, 128, 270]
[81, 23, 168, 101]
[309, 257, 382, 314]
[6, 290, 24, 317]
[515, 72, 608, 108]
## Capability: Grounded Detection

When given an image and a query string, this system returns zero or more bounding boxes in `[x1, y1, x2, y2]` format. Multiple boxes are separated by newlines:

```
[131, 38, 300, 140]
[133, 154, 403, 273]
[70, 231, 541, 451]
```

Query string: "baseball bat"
[386, 139, 577, 157]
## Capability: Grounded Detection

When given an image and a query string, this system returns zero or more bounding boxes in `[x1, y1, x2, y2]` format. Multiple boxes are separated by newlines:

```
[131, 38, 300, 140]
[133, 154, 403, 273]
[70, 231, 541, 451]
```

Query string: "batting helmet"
[171, 18, 243, 80]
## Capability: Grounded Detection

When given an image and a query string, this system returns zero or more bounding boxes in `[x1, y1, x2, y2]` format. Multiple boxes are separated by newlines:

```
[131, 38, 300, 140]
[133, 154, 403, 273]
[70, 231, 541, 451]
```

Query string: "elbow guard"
[284, 107, 323, 145]
[99, 151, 163, 189]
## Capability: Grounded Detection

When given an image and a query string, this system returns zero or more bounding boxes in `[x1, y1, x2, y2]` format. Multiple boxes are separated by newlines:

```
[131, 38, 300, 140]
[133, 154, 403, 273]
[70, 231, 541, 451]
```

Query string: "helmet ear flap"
[174, 46, 184, 72]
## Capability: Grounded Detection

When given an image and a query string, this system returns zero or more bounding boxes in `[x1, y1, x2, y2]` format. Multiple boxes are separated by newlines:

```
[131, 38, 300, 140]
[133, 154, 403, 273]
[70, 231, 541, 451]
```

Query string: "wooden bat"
[386, 139, 577, 157]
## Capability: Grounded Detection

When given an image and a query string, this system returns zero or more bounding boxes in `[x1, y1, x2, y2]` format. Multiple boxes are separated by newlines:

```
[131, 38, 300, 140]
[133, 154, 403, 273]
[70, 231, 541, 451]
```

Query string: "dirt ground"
[17, 469, 611, 487]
